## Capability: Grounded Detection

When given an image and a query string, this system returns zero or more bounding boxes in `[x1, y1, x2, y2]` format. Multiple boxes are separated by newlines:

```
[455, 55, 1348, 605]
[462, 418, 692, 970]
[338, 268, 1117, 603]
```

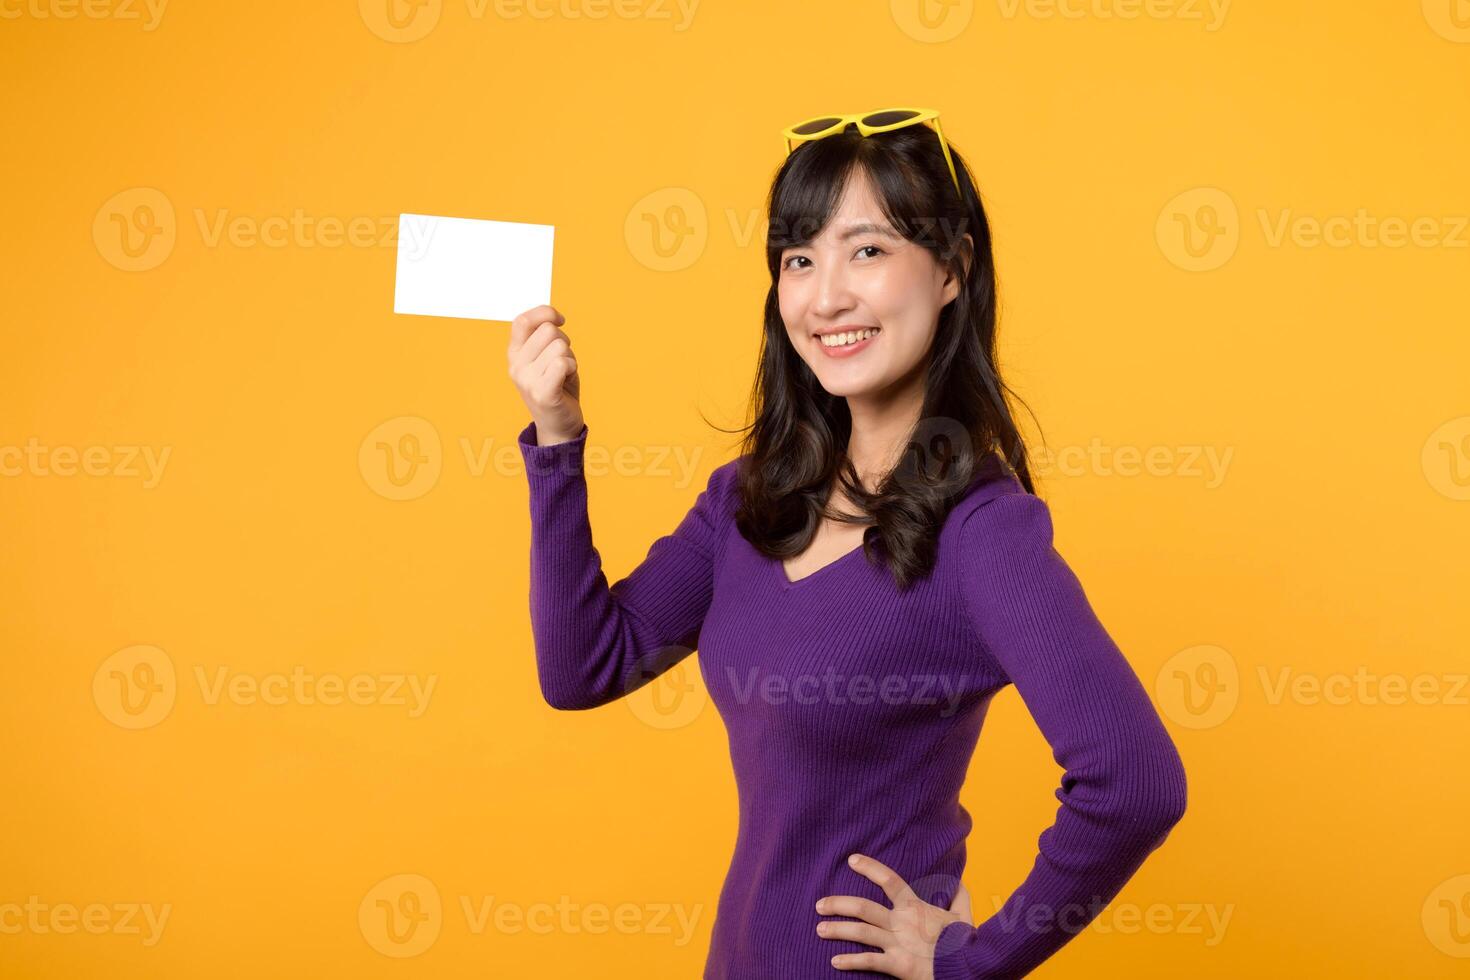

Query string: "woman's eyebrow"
[836, 222, 899, 241]
[779, 222, 900, 251]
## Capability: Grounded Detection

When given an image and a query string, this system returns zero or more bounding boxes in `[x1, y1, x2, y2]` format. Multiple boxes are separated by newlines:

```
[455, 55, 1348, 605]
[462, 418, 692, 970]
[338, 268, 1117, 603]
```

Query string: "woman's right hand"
[508, 304, 584, 446]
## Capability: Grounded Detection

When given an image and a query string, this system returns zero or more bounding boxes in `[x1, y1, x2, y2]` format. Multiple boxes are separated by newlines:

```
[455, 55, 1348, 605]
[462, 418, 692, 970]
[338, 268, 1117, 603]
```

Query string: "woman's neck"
[844, 371, 926, 489]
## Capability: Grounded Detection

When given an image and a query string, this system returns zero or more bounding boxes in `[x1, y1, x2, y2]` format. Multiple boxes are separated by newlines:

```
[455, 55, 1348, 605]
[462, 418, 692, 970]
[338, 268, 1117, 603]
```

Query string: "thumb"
[947, 882, 973, 926]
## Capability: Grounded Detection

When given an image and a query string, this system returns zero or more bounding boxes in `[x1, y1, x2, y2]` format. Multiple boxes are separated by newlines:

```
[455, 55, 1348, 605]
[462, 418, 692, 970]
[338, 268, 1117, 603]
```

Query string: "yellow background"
[3, 0, 1468, 976]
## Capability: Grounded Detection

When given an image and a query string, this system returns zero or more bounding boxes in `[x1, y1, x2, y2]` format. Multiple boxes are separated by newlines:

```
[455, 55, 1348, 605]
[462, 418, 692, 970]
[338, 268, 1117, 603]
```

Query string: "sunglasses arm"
[933, 118, 961, 193]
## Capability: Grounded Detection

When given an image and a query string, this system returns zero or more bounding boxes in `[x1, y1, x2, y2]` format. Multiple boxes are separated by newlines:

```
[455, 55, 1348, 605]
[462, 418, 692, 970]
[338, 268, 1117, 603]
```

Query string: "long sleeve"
[518, 419, 734, 711]
[933, 491, 1188, 980]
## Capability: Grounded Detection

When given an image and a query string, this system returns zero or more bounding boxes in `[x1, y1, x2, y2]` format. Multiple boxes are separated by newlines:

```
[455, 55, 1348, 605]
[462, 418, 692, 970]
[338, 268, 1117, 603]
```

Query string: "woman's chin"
[812, 371, 884, 399]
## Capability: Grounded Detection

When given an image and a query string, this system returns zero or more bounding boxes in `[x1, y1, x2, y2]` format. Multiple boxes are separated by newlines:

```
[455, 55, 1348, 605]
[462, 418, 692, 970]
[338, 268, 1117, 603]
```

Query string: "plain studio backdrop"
[2, 1, 1467, 977]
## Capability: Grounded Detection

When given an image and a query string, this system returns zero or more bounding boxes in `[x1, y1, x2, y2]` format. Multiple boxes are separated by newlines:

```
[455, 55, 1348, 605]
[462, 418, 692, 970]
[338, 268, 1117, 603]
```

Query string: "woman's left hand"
[816, 853, 974, 979]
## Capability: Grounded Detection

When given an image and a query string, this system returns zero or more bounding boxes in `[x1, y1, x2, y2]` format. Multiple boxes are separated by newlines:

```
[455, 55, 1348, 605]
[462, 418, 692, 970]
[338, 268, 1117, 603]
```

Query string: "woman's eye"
[783, 247, 879, 269]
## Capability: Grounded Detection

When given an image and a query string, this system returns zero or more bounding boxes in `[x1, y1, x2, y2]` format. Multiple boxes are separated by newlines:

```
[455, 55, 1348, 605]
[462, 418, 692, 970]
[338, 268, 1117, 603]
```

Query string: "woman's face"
[778, 169, 967, 401]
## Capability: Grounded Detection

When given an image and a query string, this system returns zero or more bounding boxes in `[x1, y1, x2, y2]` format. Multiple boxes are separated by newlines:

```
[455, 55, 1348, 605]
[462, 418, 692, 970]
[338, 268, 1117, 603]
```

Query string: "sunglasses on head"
[781, 107, 961, 195]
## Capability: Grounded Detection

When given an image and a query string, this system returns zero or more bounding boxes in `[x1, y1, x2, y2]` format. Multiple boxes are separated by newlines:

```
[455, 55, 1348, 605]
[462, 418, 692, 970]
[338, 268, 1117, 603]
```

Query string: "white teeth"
[819, 328, 879, 348]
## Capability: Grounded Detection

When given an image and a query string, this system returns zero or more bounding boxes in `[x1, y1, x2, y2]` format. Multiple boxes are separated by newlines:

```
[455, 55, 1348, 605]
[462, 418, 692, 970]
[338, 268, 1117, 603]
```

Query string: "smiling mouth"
[816, 327, 881, 349]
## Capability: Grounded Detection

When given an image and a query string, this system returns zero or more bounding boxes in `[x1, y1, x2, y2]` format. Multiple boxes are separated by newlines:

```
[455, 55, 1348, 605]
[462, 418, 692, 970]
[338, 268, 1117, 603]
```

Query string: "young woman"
[505, 108, 1187, 980]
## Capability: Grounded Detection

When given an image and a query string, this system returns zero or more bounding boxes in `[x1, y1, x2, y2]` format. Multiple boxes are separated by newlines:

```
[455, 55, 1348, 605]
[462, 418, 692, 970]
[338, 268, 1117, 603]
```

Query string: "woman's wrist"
[534, 421, 585, 447]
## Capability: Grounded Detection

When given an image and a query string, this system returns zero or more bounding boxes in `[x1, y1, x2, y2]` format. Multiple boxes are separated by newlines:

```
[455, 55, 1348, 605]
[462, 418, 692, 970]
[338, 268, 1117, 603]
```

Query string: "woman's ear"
[941, 233, 975, 305]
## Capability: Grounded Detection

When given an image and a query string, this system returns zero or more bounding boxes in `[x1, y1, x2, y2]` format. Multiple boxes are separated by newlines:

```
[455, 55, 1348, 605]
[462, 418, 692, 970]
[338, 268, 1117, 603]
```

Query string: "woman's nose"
[812, 264, 855, 318]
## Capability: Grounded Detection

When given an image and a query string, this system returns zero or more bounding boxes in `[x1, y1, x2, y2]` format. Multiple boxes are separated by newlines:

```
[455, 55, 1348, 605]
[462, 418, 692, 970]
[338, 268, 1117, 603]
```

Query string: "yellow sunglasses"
[781, 107, 961, 195]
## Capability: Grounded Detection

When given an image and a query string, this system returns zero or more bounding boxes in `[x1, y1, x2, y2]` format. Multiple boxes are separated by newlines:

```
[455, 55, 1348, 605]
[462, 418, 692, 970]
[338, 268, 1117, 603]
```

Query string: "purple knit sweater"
[519, 420, 1187, 979]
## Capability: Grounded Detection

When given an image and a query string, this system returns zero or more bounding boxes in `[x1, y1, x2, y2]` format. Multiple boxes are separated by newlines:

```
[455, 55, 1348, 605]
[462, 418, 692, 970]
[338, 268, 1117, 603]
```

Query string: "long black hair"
[720, 120, 1041, 591]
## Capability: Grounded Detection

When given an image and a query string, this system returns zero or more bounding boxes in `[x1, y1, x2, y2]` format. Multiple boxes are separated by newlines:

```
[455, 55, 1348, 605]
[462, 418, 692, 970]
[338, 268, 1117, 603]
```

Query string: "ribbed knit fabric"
[519, 419, 1187, 979]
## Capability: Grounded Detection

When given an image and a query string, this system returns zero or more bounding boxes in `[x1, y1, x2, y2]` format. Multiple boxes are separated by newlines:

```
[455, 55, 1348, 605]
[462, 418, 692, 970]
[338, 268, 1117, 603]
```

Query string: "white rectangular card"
[393, 213, 555, 322]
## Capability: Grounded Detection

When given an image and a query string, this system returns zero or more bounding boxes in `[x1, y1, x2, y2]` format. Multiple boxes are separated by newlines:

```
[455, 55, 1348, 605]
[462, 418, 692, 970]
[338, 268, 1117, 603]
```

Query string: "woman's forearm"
[519, 419, 734, 711]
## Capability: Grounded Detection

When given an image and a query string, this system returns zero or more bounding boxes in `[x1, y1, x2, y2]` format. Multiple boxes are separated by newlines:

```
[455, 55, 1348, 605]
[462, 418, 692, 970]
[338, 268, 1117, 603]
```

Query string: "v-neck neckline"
[778, 530, 875, 588]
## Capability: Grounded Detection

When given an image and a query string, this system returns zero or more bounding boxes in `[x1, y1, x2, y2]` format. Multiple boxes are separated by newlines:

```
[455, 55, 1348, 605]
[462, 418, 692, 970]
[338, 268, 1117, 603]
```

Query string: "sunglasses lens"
[792, 116, 843, 136]
[862, 110, 921, 127]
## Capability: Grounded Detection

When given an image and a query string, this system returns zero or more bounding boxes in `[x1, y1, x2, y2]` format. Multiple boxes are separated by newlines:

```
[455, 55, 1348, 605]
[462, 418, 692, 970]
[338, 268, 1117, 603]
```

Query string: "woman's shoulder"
[951, 448, 1028, 510]
[704, 453, 748, 503]
[941, 450, 1051, 551]
[685, 453, 750, 535]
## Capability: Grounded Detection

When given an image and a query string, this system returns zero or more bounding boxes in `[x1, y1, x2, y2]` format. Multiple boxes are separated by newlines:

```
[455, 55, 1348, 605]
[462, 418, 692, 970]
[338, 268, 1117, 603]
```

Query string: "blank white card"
[393, 213, 555, 322]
